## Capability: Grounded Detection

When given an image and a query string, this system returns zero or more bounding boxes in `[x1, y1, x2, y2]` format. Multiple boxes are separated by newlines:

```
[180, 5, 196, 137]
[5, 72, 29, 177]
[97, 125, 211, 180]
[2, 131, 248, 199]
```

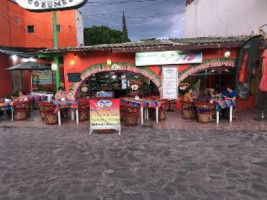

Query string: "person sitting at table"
[14, 90, 27, 102]
[196, 90, 212, 103]
[54, 87, 67, 101]
[220, 85, 238, 119]
[221, 85, 238, 101]
[183, 87, 193, 102]
[54, 87, 68, 118]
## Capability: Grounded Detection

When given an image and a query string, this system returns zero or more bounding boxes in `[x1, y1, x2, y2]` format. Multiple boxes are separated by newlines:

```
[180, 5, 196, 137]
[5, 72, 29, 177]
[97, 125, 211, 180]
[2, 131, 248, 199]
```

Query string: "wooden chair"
[14, 101, 31, 120]
[120, 104, 139, 126]
[38, 102, 58, 125]
[195, 102, 216, 123]
[149, 99, 168, 120]
[78, 102, 90, 122]
[181, 100, 196, 119]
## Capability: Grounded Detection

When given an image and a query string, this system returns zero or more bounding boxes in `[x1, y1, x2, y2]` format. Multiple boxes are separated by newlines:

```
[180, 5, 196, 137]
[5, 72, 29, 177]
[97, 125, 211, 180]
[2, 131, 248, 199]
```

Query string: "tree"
[84, 26, 130, 46]
[122, 11, 130, 43]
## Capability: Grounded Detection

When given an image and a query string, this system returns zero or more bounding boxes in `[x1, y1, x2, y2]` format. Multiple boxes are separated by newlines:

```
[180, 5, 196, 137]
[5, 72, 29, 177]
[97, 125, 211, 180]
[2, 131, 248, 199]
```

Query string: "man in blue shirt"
[220, 86, 238, 119]
[221, 86, 238, 101]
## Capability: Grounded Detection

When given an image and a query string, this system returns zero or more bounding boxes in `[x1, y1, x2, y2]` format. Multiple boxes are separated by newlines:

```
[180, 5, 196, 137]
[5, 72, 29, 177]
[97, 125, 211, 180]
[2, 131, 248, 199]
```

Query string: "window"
[14, 16, 20, 24]
[57, 25, 61, 33]
[27, 25, 34, 33]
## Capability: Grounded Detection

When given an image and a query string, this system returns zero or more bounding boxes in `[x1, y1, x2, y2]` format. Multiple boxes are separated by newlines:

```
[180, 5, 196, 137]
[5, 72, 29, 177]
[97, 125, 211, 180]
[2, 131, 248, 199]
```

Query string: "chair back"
[181, 101, 194, 109]
[195, 102, 215, 112]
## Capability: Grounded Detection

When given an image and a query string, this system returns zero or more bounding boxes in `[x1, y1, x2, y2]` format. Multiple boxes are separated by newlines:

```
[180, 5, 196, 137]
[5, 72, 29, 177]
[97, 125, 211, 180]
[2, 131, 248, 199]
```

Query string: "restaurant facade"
[39, 36, 263, 110]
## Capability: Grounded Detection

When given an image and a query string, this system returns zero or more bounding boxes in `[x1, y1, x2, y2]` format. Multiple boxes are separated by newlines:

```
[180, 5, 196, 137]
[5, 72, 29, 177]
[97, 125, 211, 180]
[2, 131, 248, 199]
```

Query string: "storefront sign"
[136, 51, 202, 66]
[16, 0, 87, 11]
[89, 99, 121, 134]
[32, 70, 53, 85]
[162, 66, 178, 99]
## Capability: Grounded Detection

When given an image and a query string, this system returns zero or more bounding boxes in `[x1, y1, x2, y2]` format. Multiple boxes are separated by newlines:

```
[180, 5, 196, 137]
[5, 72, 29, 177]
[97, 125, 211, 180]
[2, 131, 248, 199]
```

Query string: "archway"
[179, 58, 236, 83]
[68, 63, 162, 99]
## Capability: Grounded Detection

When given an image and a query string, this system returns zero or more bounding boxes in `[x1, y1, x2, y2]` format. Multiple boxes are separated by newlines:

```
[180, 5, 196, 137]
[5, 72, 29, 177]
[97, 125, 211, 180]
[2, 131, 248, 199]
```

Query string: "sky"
[80, 0, 186, 41]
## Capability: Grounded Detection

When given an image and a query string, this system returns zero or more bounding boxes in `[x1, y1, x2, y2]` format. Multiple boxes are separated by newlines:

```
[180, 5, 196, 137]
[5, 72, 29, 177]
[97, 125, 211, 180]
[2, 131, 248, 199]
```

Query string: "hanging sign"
[162, 66, 178, 99]
[136, 51, 202, 66]
[89, 99, 121, 134]
[16, 0, 88, 11]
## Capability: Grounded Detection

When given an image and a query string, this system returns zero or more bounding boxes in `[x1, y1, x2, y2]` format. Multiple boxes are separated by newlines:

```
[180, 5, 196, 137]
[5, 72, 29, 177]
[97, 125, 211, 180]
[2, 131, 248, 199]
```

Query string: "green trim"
[69, 62, 161, 93]
[179, 58, 235, 77]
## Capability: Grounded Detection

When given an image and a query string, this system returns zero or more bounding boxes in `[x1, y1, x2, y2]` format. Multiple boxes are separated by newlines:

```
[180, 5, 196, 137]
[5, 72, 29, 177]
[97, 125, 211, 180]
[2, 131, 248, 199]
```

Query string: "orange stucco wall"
[63, 47, 240, 93]
[0, 53, 12, 97]
[0, 0, 78, 48]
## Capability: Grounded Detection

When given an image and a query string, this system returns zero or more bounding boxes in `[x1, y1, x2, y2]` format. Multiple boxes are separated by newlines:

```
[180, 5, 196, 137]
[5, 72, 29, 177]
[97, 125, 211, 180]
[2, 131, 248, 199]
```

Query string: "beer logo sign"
[16, 0, 88, 11]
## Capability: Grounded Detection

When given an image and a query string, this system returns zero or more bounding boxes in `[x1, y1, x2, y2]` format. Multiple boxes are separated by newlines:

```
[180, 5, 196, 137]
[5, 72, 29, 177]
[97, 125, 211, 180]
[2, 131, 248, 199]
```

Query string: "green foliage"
[84, 26, 130, 45]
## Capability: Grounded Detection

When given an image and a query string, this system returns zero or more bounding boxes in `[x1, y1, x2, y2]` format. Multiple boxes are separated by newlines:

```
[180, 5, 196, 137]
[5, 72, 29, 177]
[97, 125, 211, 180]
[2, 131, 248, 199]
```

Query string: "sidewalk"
[1, 109, 267, 131]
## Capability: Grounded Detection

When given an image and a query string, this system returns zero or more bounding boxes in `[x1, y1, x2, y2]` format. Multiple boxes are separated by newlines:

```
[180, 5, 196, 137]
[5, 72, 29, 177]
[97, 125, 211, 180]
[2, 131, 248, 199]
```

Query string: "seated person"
[220, 86, 238, 119]
[183, 87, 193, 102]
[54, 87, 67, 101]
[221, 86, 238, 101]
[208, 88, 217, 98]
[14, 90, 27, 102]
[196, 90, 212, 103]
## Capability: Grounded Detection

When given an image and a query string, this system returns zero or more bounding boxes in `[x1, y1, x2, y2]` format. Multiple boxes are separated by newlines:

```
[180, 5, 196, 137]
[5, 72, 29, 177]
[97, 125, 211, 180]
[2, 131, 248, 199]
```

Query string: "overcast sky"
[80, 0, 186, 41]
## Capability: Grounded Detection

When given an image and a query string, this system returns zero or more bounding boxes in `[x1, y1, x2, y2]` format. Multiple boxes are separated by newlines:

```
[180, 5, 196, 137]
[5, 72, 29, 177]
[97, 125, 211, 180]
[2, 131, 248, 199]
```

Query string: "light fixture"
[11, 54, 18, 62]
[224, 51, 231, 58]
[107, 58, 112, 66]
[51, 63, 58, 71]
[69, 59, 75, 65]
[29, 57, 36, 62]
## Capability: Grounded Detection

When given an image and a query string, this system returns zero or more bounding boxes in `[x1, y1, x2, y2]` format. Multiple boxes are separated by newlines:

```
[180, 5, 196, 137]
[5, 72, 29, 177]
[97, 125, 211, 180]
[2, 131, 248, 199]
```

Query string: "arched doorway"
[68, 63, 162, 99]
[179, 58, 236, 93]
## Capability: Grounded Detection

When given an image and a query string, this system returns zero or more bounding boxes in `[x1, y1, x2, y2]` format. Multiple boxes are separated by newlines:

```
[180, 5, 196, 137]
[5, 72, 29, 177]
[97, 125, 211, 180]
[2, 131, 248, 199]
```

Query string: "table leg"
[71, 110, 74, 120]
[141, 107, 144, 125]
[230, 106, 233, 122]
[11, 109, 14, 122]
[216, 111, 219, 124]
[156, 107, 159, 123]
[58, 110, 61, 126]
[146, 107, 149, 120]
[76, 109, 79, 124]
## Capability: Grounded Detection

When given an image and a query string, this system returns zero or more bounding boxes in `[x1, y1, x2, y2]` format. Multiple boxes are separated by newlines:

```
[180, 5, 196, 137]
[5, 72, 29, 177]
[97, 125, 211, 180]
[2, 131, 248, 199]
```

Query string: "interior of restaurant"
[179, 68, 236, 95]
[76, 71, 160, 99]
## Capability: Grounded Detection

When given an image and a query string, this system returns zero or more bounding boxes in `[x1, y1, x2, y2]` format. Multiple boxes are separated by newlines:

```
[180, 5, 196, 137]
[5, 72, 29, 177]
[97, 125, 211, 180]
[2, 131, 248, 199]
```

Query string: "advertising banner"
[162, 66, 178, 99]
[136, 51, 202, 66]
[89, 99, 121, 134]
[16, 0, 87, 11]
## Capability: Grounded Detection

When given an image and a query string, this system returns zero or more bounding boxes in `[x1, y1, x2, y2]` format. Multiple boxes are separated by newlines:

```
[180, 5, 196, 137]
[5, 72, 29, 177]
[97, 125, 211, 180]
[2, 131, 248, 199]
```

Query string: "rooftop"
[39, 36, 253, 54]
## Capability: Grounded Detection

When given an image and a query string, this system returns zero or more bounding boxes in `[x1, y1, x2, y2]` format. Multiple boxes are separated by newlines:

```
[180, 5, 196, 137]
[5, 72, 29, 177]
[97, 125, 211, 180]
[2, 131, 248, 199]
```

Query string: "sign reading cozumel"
[16, 0, 88, 11]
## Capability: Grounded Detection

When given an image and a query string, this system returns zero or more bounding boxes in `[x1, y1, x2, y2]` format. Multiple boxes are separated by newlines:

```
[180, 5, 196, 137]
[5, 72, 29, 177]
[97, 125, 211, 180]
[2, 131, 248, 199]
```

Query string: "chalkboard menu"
[68, 73, 81, 82]
[162, 66, 178, 99]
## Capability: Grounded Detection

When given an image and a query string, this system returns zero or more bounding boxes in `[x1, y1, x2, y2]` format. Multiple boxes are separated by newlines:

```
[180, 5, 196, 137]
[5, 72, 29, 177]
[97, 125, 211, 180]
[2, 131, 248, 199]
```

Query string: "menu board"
[89, 99, 121, 134]
[162, 66, 178, 99]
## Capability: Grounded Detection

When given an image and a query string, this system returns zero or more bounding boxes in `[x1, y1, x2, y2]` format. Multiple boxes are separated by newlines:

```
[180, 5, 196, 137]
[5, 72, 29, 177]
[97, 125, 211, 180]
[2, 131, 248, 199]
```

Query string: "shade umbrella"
[6, 61, 51, 71]
[255, 50, 267, 120]
[238, 50, 249, 83]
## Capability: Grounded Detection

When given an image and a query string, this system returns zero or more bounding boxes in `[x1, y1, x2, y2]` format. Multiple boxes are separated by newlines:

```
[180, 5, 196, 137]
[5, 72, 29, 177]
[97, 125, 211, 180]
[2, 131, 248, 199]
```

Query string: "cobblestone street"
[0, 126, 267, 200]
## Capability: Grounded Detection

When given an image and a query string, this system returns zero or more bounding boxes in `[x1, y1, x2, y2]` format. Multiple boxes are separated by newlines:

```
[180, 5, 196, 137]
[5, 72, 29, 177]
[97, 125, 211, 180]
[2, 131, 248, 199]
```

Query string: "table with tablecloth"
[120, 98, 162, 124]
[50, 100, 79, 125]
[0, 102, 14, 121]
[215, 99, 235, 124]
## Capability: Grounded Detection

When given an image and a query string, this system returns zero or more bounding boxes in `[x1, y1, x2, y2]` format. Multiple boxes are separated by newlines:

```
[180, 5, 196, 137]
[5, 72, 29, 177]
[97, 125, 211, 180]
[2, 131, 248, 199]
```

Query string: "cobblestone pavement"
[0, 126, 267, 200]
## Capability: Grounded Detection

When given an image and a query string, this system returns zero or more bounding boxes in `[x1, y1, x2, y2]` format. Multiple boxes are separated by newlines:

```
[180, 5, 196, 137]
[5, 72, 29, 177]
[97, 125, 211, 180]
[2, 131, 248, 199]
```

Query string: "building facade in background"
[0, 0, 84, 48]
[185, 0, 267, 37]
